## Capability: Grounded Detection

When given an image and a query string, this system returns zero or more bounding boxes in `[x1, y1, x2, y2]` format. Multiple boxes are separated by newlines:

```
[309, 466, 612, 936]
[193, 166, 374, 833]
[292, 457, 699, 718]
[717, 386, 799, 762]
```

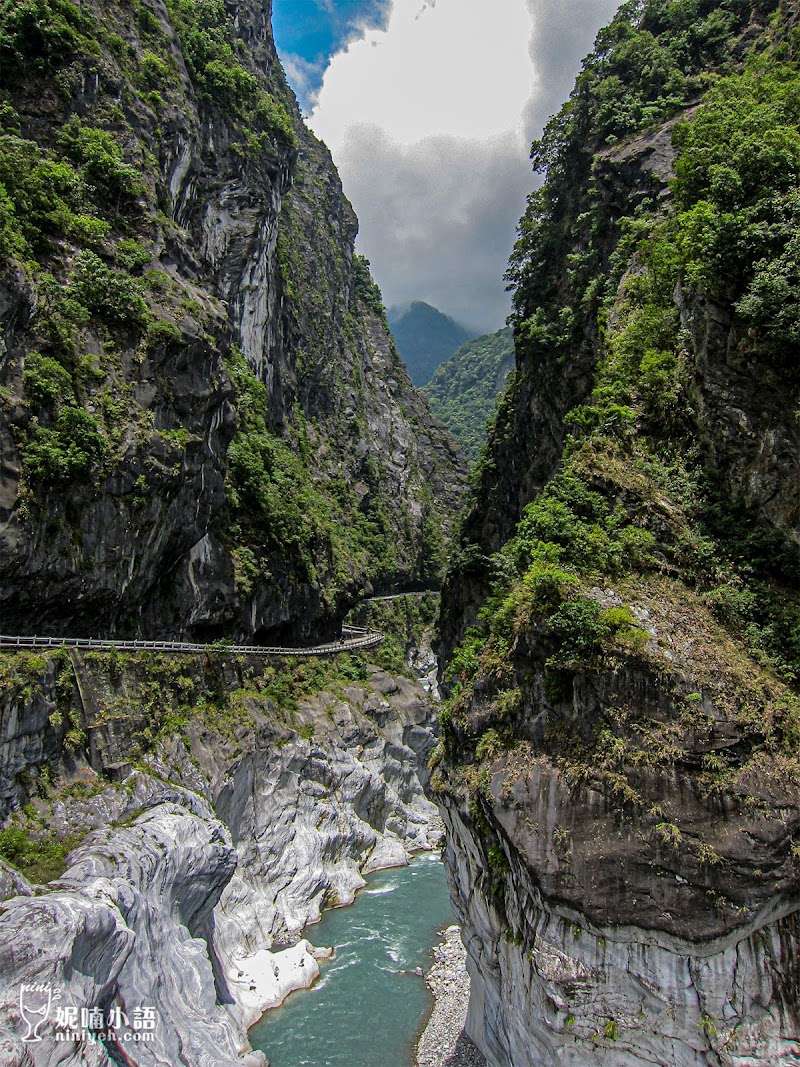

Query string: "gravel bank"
[416, 925, 487, 1067]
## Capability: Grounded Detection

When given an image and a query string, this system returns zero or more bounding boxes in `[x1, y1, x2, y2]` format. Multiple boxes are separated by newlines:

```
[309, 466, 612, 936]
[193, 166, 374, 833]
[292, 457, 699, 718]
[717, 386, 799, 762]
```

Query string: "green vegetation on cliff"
[508, 0, 788, 370]
[347, 592, 440, 677]
[0, 0, 250, 496]
[438, 0, 800, 907]
[0, 644, 378, 881]
[222, 345, 403, 592]
[424, 328, 514, 465]
[454, 0, 798, 679]
[0, 0, 463, 641]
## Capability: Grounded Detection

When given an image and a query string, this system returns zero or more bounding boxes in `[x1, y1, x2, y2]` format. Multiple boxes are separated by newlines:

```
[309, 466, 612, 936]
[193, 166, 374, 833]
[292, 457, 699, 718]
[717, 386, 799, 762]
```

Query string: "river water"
[249, 853, 454, 1067]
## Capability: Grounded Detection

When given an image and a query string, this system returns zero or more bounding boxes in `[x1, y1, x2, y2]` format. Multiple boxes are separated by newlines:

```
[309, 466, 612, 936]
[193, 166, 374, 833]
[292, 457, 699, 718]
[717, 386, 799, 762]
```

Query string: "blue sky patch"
[273, 0, 391, 111]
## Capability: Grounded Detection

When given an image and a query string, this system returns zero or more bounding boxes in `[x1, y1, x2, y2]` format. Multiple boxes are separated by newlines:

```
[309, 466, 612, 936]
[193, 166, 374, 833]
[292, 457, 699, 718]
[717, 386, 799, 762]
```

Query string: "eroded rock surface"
[0, 794, 264, 1066]
[0, 656, 442, 1062]
[442, 791, 800, 1066]
[0, 0, 464, 644]
[434, 5, 800, 1064]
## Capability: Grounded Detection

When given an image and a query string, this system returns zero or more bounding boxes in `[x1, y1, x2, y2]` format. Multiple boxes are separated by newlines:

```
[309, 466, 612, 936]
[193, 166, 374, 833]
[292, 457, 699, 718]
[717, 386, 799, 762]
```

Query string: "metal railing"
[362, 591, 440, 602]
[0, 627, 382, 658]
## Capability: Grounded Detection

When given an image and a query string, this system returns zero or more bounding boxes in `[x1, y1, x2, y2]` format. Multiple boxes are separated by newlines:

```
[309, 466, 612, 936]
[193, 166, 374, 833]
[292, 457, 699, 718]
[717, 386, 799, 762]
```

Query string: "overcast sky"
[273, 0, 621, 334]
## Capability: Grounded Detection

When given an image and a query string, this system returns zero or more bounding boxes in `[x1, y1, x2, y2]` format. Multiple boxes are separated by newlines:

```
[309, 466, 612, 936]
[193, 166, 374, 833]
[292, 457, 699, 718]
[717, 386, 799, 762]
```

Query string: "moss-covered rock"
[436, 2, 800, 1062]
[0, 0, 465, 644]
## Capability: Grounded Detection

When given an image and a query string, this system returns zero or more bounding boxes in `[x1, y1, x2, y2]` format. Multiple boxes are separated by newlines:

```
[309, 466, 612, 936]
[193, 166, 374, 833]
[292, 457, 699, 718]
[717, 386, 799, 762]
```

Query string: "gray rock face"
[0, 0, 464, 643]
[677, 283, 800, 546]
[0, 656, 64, 817]
[435, 574, 800, 1065]
[0, 857, 31, 902]
[0, 657, 442, 1062]
[0, 794, 264, 1066]
[159, 668, 442, 951]
[438, 114, 676, 660]
[0, 325, 236, 637]
[436, 32, 800, 1063]
[442, 798, 800, 1067]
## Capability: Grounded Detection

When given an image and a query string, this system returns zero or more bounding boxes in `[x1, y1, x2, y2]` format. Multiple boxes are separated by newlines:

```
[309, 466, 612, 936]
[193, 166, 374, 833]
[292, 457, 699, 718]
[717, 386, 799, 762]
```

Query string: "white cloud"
[311, 0, 534, 149]
[307, 0, 621, 333]
[281, 52, 327, 110]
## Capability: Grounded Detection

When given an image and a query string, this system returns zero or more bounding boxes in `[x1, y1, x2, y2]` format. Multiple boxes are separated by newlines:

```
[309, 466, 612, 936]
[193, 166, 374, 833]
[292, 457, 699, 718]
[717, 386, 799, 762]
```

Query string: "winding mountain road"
[363, 591, 439, 602]
[0, 591, 445, 658]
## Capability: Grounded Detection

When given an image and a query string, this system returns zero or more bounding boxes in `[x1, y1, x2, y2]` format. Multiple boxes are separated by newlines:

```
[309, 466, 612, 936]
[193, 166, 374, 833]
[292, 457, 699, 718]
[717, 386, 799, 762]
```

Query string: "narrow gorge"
[0, 0, 798, 1065]
[0, 621, 448, 1065]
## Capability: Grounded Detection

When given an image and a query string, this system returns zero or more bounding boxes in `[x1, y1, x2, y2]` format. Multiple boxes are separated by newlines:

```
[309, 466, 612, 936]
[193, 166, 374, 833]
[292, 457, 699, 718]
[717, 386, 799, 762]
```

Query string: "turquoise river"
[249, 853, 454, 1067]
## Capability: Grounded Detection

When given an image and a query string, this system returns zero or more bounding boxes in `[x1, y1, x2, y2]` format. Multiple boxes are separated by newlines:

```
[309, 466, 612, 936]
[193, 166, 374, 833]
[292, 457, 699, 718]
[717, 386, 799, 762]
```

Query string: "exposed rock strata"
[438, 534, 800, 1065]
[442, 792, 800, 1066]
[0, 0, 464, 642]
[435, 5, 800, 1064]
[0, 654, 442, 1062]
[0, 793, 264, 1067]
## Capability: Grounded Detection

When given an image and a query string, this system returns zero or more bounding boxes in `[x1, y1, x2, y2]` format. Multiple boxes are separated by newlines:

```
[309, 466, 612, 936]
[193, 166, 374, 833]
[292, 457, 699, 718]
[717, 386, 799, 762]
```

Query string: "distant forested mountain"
[387, 301, 474, 385]
[424, 327, 514, 464]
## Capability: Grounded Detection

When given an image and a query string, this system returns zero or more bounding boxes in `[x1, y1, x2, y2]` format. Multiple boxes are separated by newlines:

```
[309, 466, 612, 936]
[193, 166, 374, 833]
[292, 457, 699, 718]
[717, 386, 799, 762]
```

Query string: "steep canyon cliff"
[436, 1, 800, 1063]
[0, 0, 464, 643]
[0, 0, 464, 1061]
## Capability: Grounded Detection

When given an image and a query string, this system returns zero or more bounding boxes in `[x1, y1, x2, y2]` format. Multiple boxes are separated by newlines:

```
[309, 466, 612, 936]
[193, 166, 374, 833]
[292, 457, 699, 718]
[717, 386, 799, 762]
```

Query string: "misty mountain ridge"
[387, 301, 475, 386]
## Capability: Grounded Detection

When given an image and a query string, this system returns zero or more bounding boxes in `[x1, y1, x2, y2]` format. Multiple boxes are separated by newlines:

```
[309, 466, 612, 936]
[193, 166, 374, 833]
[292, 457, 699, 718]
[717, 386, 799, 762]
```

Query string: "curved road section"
[0, 626, 382, 659]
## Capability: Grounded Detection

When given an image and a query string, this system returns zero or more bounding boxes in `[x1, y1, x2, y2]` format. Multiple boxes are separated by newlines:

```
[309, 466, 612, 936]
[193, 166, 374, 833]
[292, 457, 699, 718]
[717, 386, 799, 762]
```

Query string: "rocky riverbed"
[417, 925, 486, 1067]
[0, 654, 444, 1064]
